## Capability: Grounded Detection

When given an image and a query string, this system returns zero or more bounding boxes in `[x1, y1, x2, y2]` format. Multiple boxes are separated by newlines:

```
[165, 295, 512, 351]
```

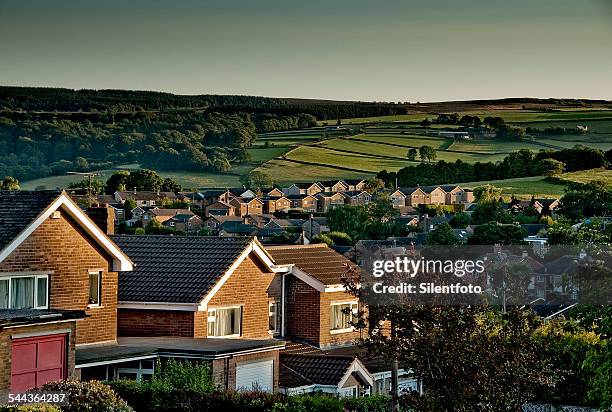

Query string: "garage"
[11, 334, 67, 392]
[235, 359, 273, 393]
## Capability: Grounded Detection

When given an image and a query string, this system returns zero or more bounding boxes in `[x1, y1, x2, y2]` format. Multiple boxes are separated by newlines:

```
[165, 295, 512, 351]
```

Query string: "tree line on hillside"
[0, 86, 406, 120]
[377, 146, 609, 187]
[0, 111, 259, 180]
[0, 110, 318, 181]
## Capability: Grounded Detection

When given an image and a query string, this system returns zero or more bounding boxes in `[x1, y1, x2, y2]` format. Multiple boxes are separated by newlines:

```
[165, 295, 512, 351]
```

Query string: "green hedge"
[109, 380, 392, 412]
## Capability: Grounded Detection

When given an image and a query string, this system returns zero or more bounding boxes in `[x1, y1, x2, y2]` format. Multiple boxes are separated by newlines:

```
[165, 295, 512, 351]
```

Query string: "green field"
[256, 159, 374, 184]
[20, 166, 245, 190]
[457, 169, 612, 199]
[334, 109, 612, 125]
[458, 176, 567, 199]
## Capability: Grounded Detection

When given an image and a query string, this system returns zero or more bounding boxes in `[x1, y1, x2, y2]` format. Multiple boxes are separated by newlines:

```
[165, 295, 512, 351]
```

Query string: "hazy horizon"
[2, 0, 611, 102]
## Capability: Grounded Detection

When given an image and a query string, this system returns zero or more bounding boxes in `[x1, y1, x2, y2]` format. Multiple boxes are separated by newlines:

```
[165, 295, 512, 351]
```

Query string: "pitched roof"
[286, 194, 316, 200]
[266, 243, 356, 286]
[280, 354, 355, 387]
[111, 235, 258, 303]
[220, 221, 260, 235]
[0, 190, 62, 252]
[343, 179, 365, 185]
[116, 191, 177, 201]
[147, 208, 193, 217]
[0, 190, 132, 271]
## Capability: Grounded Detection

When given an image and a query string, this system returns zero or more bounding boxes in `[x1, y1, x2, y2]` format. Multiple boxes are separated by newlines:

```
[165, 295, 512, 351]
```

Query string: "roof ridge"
[266, 243, 328, 250]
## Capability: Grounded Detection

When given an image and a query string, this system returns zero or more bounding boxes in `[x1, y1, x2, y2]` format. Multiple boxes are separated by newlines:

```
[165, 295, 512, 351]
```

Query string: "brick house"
[287, 195, 318, 212]
[162, 214, 203, 234]
[0, 190, 133, 399]
[282, 183, 323, 197]
[343, 191, 371, 206]
[266, 244, 362, 348]
[389, 189, 407, 207]
[142, 208, 193, 226]
[317, 180, 348, 193]
[89, 235, 290, 392]
[342, 179, 366, 192]
[262, 196, 291, 215]
[114, 191, 178, 207]
[200, 189, 235, 206]
[400, 187, 427, 206]
[230, 197, 264, 217]
[264, 188, 284, 198]
[205, 201, 236, 217]
[316, 192, 347, 213]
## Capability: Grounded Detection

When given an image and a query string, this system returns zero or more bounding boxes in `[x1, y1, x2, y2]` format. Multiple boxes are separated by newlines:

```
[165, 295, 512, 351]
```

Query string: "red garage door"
[11, 334, 67, 392]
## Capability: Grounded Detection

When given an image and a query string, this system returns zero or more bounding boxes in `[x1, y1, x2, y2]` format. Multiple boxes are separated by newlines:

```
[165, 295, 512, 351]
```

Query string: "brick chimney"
[86, 206, 115, 235]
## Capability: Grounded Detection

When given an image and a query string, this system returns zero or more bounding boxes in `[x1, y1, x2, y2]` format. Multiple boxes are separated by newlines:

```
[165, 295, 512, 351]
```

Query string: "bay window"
[330, 301, 358, 332]
[207, 306, 242, 337]
[0, 274, 49, 310]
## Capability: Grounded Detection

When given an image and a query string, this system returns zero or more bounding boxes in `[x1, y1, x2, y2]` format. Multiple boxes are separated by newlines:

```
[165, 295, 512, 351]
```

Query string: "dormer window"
[0, 274, 49, 310]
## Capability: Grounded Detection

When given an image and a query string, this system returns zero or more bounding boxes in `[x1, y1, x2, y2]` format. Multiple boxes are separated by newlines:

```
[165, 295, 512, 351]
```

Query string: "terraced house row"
[0, 190, 419, 402]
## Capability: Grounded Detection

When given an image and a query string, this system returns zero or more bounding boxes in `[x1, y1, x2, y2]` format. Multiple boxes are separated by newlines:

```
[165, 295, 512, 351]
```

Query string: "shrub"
[39, 380, 133, 412]
[326, 231, 353, 246]
[155, 359, 214, 392]
[344, 395, 392, 412]
[312, 234, 333, 246]
[0, 405, 61, 412]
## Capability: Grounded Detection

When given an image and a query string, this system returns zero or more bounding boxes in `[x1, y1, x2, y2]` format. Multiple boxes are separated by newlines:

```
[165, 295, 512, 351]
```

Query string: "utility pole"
[390, 318, 399, 412]
[66, 172, 102, 206]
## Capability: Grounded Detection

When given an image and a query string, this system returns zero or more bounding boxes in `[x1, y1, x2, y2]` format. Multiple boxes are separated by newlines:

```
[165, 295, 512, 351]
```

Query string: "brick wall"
[118, 309, 195, 337]
[211, 350, 280, 392]
[0, 209, 117, 344]
[0, 322, 77, 402]
[284, 276, 321, 345]
[207, 255, 280, 339]
[319, 291, 362, 347]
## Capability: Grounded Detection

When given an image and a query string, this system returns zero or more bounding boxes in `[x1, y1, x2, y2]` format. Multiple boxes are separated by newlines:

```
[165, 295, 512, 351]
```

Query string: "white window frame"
[207, 305, 242, 338]
[330, 301, 358, 334]
[88, 270, 102, 308]
[268, 301, 278, 335]
[0, 273, 49, 310]
[116, 359, 155, 381]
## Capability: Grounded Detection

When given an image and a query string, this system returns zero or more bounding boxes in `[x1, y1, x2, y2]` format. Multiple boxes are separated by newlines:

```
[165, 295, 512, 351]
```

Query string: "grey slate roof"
[280, 354, 355, 387]
[0, 190, 61, 252]
[111, 235, 255, 303]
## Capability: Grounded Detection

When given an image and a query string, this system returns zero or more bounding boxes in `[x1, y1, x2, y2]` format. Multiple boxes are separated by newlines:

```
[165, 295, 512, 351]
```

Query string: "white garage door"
[236, 359, 273, 392]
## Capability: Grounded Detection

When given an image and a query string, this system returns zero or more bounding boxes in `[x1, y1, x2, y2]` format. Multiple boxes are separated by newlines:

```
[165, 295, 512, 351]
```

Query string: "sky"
[1, 0, 611, 102]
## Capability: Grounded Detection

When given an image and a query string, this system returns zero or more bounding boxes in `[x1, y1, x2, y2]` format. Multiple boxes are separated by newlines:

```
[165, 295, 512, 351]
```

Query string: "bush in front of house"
[0, 405, 61, 412]
[343, 395, 394, 412]
[39, 380, 133, 412]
